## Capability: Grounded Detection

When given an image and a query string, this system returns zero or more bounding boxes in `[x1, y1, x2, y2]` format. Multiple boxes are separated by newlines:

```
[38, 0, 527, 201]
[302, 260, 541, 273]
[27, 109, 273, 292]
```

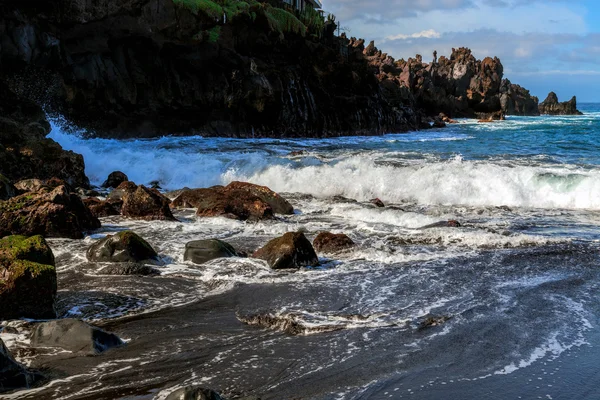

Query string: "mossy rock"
[0, 235, 57, 319]
[87, 231, 159, 264]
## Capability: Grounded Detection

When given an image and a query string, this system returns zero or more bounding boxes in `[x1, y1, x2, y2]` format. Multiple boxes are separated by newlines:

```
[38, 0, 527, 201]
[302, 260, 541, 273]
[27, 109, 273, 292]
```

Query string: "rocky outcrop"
[0, 83, 90, 187]
[499, 79, 539, 116]
[252, 232, 319, 269]
[30, 319, 124, 355]
[0, 235, 57, 320]
[184, 239, 238, 265]
[539, 92, 583, 115]
[101, 171, 129, 189]
[313, 232, 355, 254]
[87, 231, 159, 264]
[121, 184, 175, 221]
[172, 182, 289, 221]
[0, 185, 101, 239]
[0, 338, 40, 393]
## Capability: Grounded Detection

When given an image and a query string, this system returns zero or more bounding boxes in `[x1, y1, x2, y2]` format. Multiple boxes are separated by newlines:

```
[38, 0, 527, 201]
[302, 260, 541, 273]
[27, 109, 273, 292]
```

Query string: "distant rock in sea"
[539, 92, 583, 115]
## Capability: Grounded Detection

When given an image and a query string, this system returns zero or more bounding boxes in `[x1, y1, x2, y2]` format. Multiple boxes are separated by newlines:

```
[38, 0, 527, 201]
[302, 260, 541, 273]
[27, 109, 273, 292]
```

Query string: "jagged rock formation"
[357, 44, 539, 118]
[539, 92, 583, 115]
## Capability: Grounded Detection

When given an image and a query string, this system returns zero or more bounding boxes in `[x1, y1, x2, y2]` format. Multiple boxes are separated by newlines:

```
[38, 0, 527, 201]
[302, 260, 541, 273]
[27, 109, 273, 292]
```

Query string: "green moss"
[299, 6, 324, 37]
[207, 25, 221, 42]
[173, 0, 224, 19]
[0, 235, 55, 266]
[265, 7, 306, 36]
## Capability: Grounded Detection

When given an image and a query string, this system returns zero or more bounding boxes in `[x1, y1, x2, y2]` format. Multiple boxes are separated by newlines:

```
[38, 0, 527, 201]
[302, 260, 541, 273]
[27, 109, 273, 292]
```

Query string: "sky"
[321, 0, 600, 102]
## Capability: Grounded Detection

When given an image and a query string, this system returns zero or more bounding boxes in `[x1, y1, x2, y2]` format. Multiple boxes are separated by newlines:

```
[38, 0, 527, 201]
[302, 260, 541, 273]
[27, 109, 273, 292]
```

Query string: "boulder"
[0, 175, 16, 201]
[539, 92, 583, 115]
[173, 187, 273, 221]
[97, 263, 160, 276]
[0, 338, 39, 393]
[313, 232, 355, 254]
[252, 232, 319, 269]
[101, 171, 129, 188]
[0, 235, 57, 319]
[0, 185, 101, 239]
[108, 181, 138, 202]
[184, 239, 238, 265]
[121, 185, 175, 221]
[225, 182, 294, 214]
[165, 386, 223, 400]
[30, 319, 123, 355]
[87, 231, 159, 264]
[82, 198, 121, 218]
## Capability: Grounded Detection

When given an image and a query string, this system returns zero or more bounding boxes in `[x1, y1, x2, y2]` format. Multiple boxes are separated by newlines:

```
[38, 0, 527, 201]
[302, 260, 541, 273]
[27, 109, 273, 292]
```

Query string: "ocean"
[5, 104, 600, 399]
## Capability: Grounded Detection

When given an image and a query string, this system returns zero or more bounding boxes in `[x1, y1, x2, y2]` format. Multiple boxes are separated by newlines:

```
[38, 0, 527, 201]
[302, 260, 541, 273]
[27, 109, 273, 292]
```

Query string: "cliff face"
[0, 0, 540, 139]
[0, 0, 419, 138]
[539, 92, 582, 116]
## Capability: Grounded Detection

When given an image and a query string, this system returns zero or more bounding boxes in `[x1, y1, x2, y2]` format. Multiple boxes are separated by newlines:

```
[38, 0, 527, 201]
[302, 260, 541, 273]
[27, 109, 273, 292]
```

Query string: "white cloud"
[385, 29, 441, 41]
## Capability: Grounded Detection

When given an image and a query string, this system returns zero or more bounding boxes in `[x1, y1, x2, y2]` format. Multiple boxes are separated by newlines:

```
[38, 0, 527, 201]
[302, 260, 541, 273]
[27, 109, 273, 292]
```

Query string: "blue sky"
[322, 0, 600, 102]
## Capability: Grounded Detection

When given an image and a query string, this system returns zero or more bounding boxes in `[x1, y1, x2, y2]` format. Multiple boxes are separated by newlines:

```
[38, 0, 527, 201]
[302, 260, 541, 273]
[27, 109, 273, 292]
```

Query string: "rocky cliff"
[539, 92, 582, 115]
[0, 0, 543, 139]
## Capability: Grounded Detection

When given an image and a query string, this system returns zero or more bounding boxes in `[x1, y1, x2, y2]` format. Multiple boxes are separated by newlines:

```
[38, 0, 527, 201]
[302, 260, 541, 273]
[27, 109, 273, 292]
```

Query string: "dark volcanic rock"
[87, 231, 159, 264]
[184, 239, 238, 265]
[0, 338, 39, 393]
[30, 319, 124, 355]
[313, 232, 355, 254]
[82, 197, 121, 218]
[499, 79, 539, 116]
[252, 232, 319, 269]
[0, 235, 57, 320]
[0, 185, 101, 239]
[0, 83, 90, 187]
[173, 184, 275, 221]
[165, 386, 223, 400]
[121, 185, 175, 221]
[101, 171, 129, 188]
[370, 198, 385, 208]
[0, 174, 16, 200]
[539, 92, 583, 115]
[97, 263, 160, 276]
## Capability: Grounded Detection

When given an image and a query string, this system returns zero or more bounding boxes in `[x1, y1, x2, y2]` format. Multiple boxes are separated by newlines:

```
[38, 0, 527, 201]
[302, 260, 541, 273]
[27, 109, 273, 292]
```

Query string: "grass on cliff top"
[174, 0, 259, 20]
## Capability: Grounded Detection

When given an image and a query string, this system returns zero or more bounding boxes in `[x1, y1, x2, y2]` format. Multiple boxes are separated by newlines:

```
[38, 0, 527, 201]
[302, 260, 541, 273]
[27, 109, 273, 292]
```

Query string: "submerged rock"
[419, 220, 461, 229]
[539, 92, 583, 115]
[370, 198, 385, 208]
[0, 235, 57, 319]
[313, 232, 355, 254]
[0, 174, 16, 200]
[97, 263, 161, 276]
[184, 239, 238, 265]
[165, 386, 223, 400]
[101, 171, 129, 188]
[252, 232, 319, 269]
[87, 231, 159, 264]
[0, 338, 40, 393]
[121, 184, 175, 221]
[30, 319, 123, 355]
[0, 185, 101, 239]
[418, 315, 452, 330]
